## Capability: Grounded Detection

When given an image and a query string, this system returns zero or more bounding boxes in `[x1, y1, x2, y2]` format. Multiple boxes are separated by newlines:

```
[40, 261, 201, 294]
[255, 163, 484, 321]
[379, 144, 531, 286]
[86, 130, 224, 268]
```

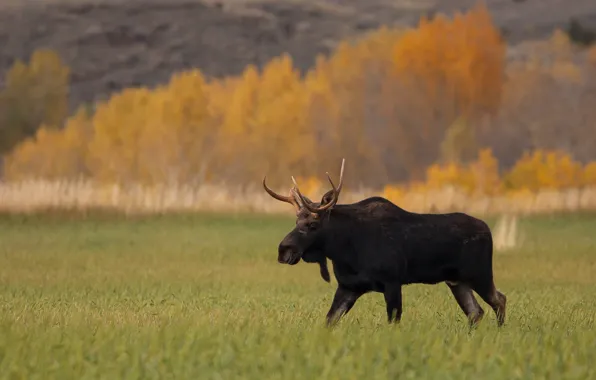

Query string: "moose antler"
[291, 159, 345, 213]
[262, 176, 301, 210]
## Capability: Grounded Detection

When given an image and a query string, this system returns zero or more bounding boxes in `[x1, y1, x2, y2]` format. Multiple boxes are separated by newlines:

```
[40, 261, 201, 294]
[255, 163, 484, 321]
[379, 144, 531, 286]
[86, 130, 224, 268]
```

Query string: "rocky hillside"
[1, 0, 595, 109]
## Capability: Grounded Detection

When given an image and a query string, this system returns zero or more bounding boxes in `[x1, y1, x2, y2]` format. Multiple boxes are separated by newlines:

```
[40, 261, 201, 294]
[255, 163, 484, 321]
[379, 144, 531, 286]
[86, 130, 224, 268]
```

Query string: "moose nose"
[278, 243, 293, 263]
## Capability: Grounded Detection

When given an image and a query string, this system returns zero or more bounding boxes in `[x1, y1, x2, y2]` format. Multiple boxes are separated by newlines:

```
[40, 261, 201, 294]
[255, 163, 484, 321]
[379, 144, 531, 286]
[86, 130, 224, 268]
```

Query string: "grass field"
[0, 211, 595, 379]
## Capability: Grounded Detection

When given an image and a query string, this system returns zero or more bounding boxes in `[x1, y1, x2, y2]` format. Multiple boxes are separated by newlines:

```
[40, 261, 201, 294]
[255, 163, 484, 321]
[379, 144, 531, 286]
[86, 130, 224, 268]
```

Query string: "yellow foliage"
[4, 3, 596, 198]
[504, 150, 583, 191]
[469, 148, 502, 195]
[292, 176, 323, 199]
[248, 54, 314, 181]
[549, 29, 572, 53]
[221, 64, 259, 139]
[382, 185, 407, 204]
[425, 162, 473, 193]
[423, 149, 501, 195]
[87, 71, 212, 185]
[550, 61, 582, 83]
[407, 181, 430, 194]
[139, 71, 212, 185]
[86, 88, 154, 184]
[2, 4, 508, 188]
[505, 187, 535, 202]
[582, 163, 596, 186]
[4, 107, 91, 180]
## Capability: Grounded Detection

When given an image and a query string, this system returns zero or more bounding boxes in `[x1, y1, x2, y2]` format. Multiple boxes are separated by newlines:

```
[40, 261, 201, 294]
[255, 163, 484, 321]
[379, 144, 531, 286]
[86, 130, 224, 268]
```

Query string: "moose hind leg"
[326, 286, 364, 327]
[447, 282, 485, 327]
[472, 281, 507, 327]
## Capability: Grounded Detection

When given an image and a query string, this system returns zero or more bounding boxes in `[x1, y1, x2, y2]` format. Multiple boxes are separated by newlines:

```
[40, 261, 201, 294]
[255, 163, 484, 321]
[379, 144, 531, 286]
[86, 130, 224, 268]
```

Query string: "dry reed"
[1, 179, 595, 217]
[0, 179, 549, 251]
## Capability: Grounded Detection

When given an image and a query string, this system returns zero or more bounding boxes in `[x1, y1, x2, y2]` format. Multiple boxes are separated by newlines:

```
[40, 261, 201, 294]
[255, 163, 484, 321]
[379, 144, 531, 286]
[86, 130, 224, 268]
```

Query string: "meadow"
[0, 210, 595, 379]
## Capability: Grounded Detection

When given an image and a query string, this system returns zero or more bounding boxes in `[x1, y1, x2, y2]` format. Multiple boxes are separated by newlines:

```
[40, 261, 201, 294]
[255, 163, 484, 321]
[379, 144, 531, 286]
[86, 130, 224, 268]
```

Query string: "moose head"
[262, 159, 345, 267]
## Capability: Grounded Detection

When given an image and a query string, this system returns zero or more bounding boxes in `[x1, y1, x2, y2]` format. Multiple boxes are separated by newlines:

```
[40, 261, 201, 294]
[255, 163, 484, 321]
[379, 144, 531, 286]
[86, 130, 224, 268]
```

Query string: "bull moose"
[262, 159, 507, 327]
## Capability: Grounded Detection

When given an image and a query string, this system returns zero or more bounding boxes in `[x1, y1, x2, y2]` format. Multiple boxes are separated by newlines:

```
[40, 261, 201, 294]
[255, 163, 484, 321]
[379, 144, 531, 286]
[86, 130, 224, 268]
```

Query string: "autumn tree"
[302, 27, 407, 188]
[423, 148, 501, 195]
[5, 2, 596, 197]
[483, 29, 596, 168]
[0, 49, 70, 156]
[212, 64, 261, 185]
[4, 106, 92, 180]
[503, 150, 583, 191]
[86, 88, 153, 184]
[136, 71, 213, 185]
[248, 54, 314, 185]
[391, 2, 505, 166]
[583, 162, 596, 186]
[87, 71, 213, 186]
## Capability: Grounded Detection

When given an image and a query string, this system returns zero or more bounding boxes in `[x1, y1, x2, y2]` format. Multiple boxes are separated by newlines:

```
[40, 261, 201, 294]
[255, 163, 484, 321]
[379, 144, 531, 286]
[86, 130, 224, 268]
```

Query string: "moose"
[262, 159, 507, 327]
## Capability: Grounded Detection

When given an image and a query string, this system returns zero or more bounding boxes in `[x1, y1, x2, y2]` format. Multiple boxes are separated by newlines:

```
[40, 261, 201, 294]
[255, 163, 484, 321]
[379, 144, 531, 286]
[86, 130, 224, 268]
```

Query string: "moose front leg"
[326, 286, 363, 327]
[383, 283, 403, 323]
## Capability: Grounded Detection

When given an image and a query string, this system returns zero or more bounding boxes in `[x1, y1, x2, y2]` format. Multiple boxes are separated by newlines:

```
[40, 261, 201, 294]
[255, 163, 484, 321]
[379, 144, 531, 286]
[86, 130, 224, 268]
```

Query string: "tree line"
[1, 3, 596, 194]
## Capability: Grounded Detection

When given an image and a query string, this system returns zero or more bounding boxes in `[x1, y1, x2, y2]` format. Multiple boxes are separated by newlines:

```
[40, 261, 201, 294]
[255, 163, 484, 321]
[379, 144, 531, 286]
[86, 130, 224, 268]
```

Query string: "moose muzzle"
[277, 242, 301, 265]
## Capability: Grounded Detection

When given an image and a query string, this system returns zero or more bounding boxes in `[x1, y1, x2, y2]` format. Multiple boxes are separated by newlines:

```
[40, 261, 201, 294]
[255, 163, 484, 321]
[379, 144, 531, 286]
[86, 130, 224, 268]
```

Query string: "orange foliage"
[392, 2, 505, 118]
[3, 2, 596, 198]
[2, 4, 507, 188]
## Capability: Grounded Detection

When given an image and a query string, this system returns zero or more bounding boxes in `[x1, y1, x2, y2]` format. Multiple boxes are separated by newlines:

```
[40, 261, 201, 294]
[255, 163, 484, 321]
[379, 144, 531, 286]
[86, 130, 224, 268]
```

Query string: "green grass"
[0, 211, 595, 379]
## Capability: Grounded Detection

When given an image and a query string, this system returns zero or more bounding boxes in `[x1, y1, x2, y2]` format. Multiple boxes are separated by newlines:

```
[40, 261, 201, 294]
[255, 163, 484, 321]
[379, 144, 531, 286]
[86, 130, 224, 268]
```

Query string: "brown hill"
[0, 0, 595, 109]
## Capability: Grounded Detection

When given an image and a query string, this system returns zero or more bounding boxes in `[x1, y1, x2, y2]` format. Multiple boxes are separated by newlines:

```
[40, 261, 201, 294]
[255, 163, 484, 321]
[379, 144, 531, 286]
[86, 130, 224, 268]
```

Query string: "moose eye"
[297, 221, 318, 234]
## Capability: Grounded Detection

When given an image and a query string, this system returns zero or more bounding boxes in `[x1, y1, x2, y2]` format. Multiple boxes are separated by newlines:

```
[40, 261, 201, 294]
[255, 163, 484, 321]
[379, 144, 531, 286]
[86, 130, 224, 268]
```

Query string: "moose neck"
[319, 206, 356, 263]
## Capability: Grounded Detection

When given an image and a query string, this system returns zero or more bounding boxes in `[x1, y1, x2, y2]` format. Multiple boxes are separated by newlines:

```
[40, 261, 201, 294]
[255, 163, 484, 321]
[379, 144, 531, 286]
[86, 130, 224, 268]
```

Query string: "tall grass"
[1, 179, 596, 216]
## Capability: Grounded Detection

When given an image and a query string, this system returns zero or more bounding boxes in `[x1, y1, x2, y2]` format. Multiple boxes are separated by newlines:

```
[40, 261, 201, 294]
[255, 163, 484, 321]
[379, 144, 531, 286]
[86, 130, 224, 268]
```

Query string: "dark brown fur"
[276, 196, 507, 328]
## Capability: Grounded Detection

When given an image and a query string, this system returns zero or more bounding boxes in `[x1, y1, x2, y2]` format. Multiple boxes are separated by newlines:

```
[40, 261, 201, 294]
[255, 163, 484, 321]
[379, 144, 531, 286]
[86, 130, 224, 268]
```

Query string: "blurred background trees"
[0, 49, 69, 158]
[1, 3, 595, 197]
